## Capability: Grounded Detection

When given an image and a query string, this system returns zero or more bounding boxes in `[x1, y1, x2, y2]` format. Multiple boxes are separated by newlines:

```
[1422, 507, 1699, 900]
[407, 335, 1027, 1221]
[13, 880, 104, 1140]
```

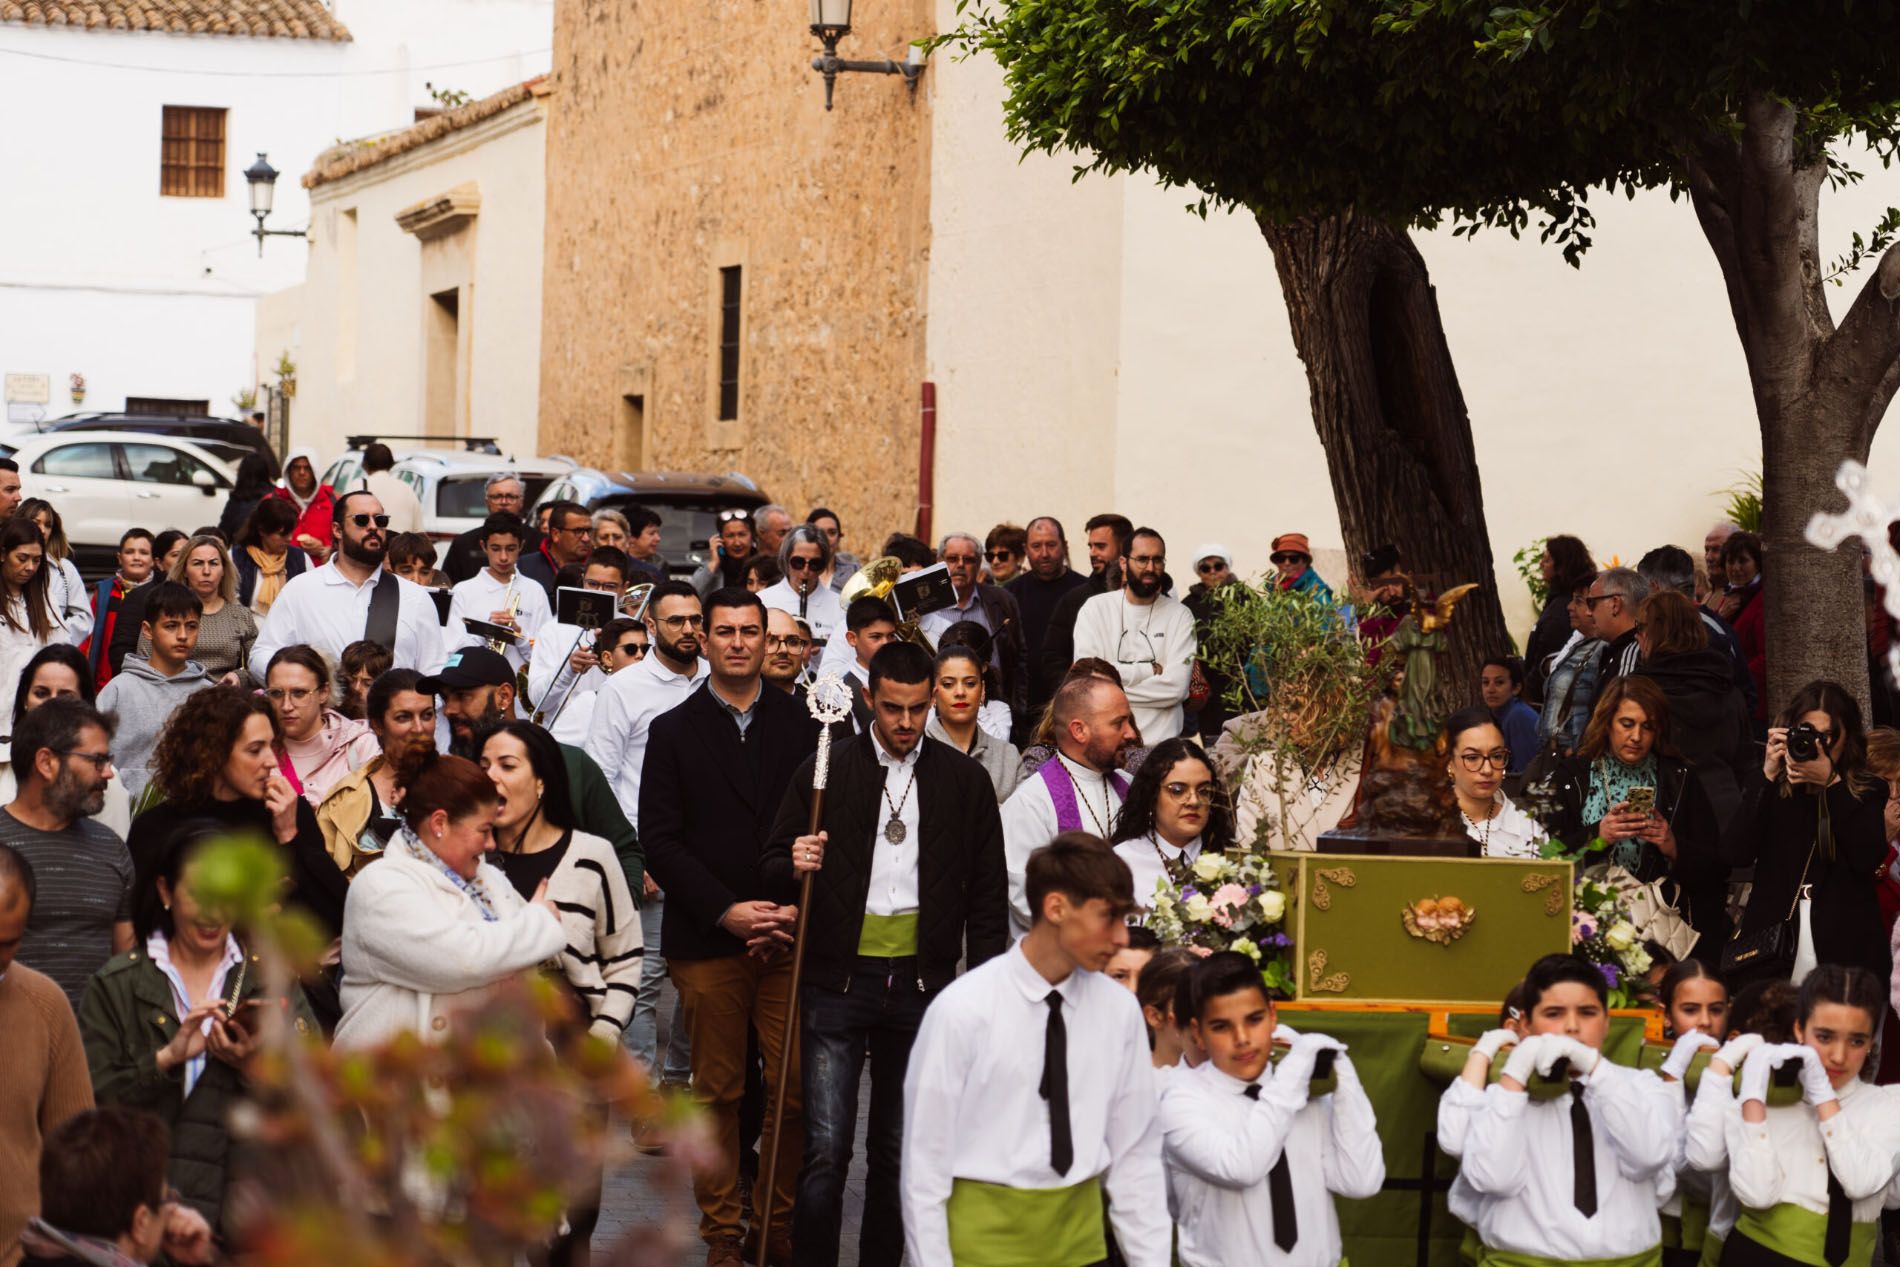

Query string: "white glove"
[1500, 1033, 1551, 1087]
[1331, 1051, 1360, 1090]
[1270, 1032, 1347, 1099]
[1791, 1045, 1839, 1108]
[1538, 1035, 1601, 1079]
[1473, 1028, 1519, 1061]
[1712, 1031, 1765, 1076]
[1737, 1042, 1789, 1106]
[1273, 1023, 1300, 1044]
[1662, 1029, 1720, 1081]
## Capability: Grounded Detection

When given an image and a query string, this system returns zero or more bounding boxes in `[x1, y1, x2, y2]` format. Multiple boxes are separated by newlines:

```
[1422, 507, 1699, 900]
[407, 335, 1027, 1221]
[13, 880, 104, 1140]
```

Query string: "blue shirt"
[1494, 696, 1543, 774]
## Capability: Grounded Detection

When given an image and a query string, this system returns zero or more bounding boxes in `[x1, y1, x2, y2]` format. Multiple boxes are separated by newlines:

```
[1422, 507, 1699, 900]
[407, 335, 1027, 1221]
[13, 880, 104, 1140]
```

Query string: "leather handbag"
[1720, 838, 1816, 979]
[1587, 863, 1701, 964]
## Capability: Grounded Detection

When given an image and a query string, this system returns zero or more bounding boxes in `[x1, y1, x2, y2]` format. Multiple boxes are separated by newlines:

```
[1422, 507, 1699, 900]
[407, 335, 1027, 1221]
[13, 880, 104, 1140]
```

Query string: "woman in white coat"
[334, 753, 566, 1051]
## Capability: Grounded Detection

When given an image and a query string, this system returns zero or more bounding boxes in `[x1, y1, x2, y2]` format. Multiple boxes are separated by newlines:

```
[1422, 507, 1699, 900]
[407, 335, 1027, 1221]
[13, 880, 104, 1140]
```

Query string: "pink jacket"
[280, 711, 381, 806]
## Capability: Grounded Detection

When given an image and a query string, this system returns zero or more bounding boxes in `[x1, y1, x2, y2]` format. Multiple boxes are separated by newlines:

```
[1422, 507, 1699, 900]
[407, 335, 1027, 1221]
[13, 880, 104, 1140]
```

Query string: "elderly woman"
[333, 753, 566, 1051]
[0, 645, 132, 836]
[590, 508, 632, 553]
[758, 522, 843, 648]
[1731, 679, 1890, 986]
[1110, 735, 1234, 911]
[925, 642, 1021, 801]
[265, 645, 378, 806]
[1544, 676, 1726, 958]
[231, 498, 307, 617]
[18, 498, 92, 647]
[78, 822, 314, 1230]
[140, 535, 256, 687]
[1442, 706, 1547, 859]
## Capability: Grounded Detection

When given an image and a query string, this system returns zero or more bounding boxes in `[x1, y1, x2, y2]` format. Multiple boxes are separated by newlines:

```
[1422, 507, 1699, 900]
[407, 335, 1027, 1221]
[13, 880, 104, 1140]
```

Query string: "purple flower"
[1248, 884, 1263, 895]
[1598, 963, 1619, 987]
[1268, 933, 1291, 948]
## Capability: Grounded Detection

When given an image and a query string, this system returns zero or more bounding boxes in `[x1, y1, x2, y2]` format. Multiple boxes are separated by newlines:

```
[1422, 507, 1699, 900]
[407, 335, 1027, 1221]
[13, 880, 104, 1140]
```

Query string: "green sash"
[946, 1175, 1105, 1267]
[1697, 1231, 1726, 1267]
[1663, 1195, 1712, 1253]
[857, 911, 919, 957]
[1732, 1204, 1877, 1267]
[1481, 1247, 1661, 1267]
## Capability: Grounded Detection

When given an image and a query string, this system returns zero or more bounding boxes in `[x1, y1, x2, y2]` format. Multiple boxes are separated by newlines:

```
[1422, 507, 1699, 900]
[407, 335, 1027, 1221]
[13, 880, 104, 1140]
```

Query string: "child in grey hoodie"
[98, 581, 211, 799]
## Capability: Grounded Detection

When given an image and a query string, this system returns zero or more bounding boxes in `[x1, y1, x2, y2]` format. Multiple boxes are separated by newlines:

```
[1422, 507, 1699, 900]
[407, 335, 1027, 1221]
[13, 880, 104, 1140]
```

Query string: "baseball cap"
[418, 645, 514, 694]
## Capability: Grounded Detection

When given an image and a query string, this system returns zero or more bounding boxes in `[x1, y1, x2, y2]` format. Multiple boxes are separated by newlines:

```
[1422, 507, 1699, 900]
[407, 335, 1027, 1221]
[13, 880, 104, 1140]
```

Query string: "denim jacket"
[1538, 634, 1605, 751]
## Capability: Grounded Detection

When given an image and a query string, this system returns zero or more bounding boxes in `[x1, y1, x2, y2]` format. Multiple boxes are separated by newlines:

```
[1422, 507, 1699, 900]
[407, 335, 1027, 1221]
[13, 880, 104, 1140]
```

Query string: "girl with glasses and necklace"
[1441, 706, 1547, 859]
[1110, 735, 1234, 912]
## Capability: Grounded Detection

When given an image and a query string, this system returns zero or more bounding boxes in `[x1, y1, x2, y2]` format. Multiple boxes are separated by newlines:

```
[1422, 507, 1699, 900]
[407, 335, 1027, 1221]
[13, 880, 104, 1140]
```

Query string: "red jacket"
[1729, 583, 1765, 721]
[270, 483, 337, 557]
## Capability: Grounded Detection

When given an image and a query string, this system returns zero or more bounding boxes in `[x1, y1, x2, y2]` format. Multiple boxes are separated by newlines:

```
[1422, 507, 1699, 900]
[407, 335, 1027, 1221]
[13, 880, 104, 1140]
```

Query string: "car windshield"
[436, 473, 559, 519]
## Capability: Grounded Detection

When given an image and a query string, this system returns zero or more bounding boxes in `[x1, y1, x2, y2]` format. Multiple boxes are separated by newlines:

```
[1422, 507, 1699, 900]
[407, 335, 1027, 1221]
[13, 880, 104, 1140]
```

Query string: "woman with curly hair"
[124, 686, 340, 942]
[1110, 735, 1234, 912]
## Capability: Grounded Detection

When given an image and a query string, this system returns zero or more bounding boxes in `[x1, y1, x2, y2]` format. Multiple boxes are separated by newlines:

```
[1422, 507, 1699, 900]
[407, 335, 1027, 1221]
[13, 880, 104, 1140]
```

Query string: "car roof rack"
[345, 434, 501, 453]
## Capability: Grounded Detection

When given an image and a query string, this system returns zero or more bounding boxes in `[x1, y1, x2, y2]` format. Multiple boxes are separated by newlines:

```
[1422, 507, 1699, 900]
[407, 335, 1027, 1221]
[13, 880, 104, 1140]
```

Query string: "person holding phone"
[76, 821, 316, 1232]
[691, 509, 756, 597]
[1541, 676, 1727, 959]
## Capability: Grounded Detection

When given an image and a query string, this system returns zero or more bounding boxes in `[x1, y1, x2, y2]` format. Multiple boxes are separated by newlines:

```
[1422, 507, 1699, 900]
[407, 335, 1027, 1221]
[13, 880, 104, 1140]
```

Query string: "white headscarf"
[281, 445, 324, 511]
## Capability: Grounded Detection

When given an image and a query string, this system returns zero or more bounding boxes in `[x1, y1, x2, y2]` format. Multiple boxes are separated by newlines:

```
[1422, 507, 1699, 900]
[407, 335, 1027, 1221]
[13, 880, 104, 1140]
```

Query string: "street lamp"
[243, 152, 308, 257]
[808, 0, 925, 112]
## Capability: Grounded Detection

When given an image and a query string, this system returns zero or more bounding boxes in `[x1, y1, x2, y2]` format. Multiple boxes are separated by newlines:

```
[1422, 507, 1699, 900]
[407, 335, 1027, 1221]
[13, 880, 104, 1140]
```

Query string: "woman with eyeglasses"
[0, 644, 132, 836]
[264, 645, 379, 806]
[1441, 706, 1547, 859]
[983, 523, 1026, 586]
[1543, 676, 1727, 959]
[1730, 680, 1890, 987]
[1110, 735, 1234, 912]
[926, 643, 1021, 801]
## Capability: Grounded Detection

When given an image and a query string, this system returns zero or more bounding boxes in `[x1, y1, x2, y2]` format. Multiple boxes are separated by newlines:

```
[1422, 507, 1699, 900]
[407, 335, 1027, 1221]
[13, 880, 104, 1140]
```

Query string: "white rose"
[1603, 921, 1637, 952]
[1257, 890, 1287, 922]
[1625, 944, 1653, 975]
[1184, 894, 1214, 922]
[1192, 854, 1228, 884]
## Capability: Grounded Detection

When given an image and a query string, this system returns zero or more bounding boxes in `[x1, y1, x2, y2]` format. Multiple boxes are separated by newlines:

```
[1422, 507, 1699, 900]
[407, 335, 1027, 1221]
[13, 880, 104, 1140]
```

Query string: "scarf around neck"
[246, 544, 288, 614]
[1584, 752, 1660, 870]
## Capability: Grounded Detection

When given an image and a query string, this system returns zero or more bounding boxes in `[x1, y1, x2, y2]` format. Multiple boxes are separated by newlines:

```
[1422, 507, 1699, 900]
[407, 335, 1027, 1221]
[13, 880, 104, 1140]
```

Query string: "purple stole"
[1038, 758, 1129, 835]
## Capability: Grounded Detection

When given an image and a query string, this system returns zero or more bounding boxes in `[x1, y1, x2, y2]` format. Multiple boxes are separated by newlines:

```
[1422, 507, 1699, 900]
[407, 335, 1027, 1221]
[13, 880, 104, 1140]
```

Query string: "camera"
[1787, 722, 1826, 764]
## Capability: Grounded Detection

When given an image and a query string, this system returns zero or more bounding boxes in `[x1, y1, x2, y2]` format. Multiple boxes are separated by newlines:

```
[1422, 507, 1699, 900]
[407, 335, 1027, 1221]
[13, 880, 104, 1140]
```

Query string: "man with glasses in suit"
[1071, 526, 1197, 742]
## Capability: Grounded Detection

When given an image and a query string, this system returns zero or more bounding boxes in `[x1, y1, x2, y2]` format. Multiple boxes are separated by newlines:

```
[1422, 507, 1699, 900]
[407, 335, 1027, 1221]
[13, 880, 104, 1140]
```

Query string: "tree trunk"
[1258, 209, 1513, 723]
[1681, 92, 1900, 716]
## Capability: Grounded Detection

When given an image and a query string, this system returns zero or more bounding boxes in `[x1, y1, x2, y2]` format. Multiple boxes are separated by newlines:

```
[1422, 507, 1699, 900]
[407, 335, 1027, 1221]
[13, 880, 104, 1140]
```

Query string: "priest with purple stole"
[1001, 675, 1140, 938]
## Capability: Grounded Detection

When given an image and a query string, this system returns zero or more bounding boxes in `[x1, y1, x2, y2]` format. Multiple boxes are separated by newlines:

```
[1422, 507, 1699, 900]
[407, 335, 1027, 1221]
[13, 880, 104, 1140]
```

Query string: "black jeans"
[792, 958, 933, 1267]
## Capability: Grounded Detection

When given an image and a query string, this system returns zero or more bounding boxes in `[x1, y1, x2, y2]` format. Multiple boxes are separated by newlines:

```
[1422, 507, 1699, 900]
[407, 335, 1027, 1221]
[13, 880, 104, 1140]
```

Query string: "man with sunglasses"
[920, 531, 1028, 734]
[1183, 543, 1241, 741]
[1072, 526, 1197, 743]
[519, 500, 595, 602]
[248, 491, 448, 682]
[1585, 566, 1650, 686]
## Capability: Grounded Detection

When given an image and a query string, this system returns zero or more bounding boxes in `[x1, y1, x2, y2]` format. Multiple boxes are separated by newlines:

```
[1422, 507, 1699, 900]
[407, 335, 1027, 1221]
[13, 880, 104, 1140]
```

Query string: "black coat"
[965, 583, 1030, 741]
[1523, 592, 1573, 705]
[232, 546, 308, 609]
[1037, 572, 1108, 703]
[760, 734, 1009, 992]
[1006, 568, 1089, 711]
[1631, 650, 1752, 830]
[1545, 752, 1731, 957]
[1730, 774, 1891, 982]
[107, 578, 157, 676]
[639, 682, 820, 961]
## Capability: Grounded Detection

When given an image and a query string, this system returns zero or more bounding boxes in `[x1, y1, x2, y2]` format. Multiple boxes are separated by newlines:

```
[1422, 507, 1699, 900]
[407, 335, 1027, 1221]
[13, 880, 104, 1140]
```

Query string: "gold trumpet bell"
[839, 555, 903, 606]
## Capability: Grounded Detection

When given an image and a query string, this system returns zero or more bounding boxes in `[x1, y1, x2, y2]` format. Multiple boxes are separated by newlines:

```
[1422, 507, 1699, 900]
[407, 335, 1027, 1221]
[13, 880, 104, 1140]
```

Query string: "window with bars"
[717, 265, 743, 421]
[160, 106, 227, 198]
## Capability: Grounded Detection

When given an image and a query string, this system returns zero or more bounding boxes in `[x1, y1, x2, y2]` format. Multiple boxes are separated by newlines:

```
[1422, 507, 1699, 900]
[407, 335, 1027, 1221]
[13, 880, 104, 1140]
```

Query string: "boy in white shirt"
[1159, 951, 1383, 1265]
[447, 513, 550, 672]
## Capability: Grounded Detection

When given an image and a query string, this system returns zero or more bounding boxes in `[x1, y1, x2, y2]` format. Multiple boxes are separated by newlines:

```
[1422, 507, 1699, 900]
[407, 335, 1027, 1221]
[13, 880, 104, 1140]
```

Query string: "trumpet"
[535, 581, 658, 728]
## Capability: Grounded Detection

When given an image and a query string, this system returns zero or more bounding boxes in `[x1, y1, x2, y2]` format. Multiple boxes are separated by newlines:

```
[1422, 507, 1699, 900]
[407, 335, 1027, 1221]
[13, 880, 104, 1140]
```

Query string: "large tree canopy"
[951, 0, 1900, 707]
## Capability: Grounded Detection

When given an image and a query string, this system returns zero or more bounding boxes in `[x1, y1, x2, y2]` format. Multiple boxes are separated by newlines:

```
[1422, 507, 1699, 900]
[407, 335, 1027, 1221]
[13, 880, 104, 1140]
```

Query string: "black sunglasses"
[785, 556, 820, 571]
[619, 641, 648, 657]
[1196, 560, 1226, 573]
[1270, 552, 1308, 565]
[985, 550, 1014, 562]
[350, 513, 392, 530]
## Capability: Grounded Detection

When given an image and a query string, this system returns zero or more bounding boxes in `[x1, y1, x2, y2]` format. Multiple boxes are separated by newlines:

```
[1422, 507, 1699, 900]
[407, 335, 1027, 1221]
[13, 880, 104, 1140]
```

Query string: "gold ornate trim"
[1521, 871, 1566, 916]
[1307, 949, 1350, 994]
[1311, 866, 1358, 912]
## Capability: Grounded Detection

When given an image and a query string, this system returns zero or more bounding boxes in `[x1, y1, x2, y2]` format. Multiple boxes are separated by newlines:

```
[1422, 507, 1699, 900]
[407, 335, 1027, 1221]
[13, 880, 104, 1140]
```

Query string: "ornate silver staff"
[755, 672, 854, 1267]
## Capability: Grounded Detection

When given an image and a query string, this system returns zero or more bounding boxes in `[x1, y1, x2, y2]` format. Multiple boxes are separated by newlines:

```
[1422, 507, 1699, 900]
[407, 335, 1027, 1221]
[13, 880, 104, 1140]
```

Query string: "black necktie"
[1039, 991, 1072, 1175]
[1243, 1082, 1299, 1250]
[1570, 1083, 1598, 1217]
[1825, 1168, 1851, 1267]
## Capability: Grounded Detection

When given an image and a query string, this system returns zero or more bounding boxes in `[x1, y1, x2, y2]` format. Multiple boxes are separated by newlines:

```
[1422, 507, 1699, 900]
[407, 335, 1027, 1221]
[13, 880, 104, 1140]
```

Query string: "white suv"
[319, 447, 574, 560]
[14, 430, 236, 572]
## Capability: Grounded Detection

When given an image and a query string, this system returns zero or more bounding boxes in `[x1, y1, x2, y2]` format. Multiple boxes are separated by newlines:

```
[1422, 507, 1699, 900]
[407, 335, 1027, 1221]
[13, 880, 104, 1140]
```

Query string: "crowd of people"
[5, 436, 1900, 1267]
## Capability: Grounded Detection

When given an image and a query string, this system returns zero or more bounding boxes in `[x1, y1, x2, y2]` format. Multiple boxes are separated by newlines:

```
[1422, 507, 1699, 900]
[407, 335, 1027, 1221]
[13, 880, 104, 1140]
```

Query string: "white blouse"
[1460, 793, 1548, 859]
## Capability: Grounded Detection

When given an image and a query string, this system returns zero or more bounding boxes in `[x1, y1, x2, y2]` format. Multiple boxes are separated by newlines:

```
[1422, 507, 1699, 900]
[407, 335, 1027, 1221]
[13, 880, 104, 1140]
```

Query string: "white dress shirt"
[527, 618, 609, 740]
[447, 568, 551, 671]
[1673, 1074, 1738, 1240]
[1725, 1076, 1900, 1223]
[1161, 1054, 1384, 1267]
[1115, 833, 1201, 913]
[1436, 1077, 1486, 1227]
[249, 562, 446, 682]
[900, 943, 1171, 1267]
[1461, 793, 1549, 860]
[1071, 590, 1197, 741]
[867, 729, 921, 917]
[1000, 751, 1126, 937]
[1461, 1060, 1682, 1259]
[583, 650, 708, 828]
[760, 579, 843, 648]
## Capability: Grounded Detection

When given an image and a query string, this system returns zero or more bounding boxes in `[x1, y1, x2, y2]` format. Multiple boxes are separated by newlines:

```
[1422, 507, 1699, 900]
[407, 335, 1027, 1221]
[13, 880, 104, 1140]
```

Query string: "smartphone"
[1624, 786, 1656, 816]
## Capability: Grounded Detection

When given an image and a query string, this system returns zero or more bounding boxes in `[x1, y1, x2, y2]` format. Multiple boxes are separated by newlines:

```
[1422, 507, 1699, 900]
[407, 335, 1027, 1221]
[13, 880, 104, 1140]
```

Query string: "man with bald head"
[1702, 523, 1740, 614]
[998, 674, 1139, 937]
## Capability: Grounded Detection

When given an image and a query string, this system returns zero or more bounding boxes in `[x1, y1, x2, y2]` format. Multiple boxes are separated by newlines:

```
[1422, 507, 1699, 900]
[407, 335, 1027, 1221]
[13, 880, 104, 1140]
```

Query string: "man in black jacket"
[762, 640, 1008, 1267]
[640, 587, 819, 1267]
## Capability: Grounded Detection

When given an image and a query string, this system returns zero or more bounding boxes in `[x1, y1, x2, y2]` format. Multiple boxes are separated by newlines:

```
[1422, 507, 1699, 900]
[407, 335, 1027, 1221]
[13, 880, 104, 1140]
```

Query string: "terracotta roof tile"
[0, 0, 351, 41]
[304, 76, 549, 188]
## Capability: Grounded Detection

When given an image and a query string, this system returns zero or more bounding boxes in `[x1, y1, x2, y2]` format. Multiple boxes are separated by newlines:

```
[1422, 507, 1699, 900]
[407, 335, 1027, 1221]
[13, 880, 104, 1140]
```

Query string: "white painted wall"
[923, 31, 1900, 643]
[0, 3, 549, 427]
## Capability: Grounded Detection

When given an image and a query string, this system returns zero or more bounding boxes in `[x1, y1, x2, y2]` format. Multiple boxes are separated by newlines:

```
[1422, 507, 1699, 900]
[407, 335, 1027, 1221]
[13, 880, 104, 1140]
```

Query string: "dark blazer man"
[760, 641, 1007, 1267]
[639, 587, 818, 1265]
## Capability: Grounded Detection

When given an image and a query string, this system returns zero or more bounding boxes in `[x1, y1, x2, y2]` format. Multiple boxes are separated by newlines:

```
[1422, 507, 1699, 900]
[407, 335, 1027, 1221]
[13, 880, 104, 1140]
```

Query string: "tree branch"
[1819, 242, 1900, 450]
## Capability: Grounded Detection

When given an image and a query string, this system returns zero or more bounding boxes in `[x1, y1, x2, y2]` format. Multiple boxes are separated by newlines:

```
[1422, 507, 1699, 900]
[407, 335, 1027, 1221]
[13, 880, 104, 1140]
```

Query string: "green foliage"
[425, 81, 473, 109]
[939, 0, 1900, 267]
[1513, 537, 1549, 610]
[1719, 470, 1764, 534]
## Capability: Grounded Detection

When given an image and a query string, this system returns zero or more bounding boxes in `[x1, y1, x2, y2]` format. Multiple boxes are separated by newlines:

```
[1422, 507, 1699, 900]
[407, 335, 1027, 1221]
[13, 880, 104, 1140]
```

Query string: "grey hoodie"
[97, 655, 212, 797]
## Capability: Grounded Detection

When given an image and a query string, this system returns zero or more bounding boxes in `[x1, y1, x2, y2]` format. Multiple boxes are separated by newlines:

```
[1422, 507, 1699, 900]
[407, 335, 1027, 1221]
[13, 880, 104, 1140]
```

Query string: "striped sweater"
[542, 831, 643, 1040]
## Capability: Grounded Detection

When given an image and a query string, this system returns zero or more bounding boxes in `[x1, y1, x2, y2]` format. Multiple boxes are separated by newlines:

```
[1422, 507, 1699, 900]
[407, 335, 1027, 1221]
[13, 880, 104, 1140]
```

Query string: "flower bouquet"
[1571, 875, 1652, 1008]
[1145, 850, 1296, 997]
